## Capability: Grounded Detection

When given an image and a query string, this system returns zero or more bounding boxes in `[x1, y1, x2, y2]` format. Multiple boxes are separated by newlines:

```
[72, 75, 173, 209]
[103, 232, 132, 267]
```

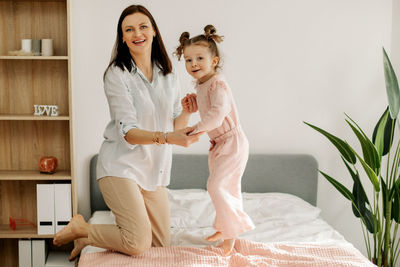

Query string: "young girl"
[176, 25, 255, 255]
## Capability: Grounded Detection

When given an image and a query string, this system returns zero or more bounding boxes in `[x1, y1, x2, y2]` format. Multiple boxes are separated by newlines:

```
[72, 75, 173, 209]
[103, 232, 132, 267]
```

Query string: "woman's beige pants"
[87, 176, 170, 255]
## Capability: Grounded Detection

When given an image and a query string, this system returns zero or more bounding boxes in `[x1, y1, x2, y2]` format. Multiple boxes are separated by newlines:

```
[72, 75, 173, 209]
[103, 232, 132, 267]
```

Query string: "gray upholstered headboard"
[90, 154, 318, 214]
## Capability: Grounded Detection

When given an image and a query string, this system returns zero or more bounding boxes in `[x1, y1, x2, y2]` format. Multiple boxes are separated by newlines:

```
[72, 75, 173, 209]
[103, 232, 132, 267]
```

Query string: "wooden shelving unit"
[0, 115, 70, 120]
[0, 225, 53, 239]
[0, 0, 75, 265]
[0, 170, 71, 180]
[0, 56, 69, 60]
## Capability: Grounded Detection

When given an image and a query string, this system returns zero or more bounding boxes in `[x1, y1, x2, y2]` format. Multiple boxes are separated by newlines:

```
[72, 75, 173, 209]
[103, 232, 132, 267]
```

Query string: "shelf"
[0, 115, 69, 121]
[0, 225, 53, 239]
[0, 56, 68, 60]
[0, 0, 65, 2]
[0, 170, 71, 180]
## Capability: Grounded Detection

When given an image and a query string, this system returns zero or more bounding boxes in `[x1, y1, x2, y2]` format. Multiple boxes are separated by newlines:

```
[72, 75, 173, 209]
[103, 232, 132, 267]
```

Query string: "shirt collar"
[130, 59, 161, 86]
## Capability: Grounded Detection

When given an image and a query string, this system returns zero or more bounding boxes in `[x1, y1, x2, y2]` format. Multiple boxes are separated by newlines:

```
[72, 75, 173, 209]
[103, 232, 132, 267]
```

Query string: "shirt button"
[160, 170, 163, 174]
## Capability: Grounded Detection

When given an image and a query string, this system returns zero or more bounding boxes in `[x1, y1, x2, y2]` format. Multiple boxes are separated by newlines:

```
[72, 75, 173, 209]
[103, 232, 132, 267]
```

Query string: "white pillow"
[242, 192, 321, 225]
[168, 189, 215, 228]
[168, 189, 321, 228]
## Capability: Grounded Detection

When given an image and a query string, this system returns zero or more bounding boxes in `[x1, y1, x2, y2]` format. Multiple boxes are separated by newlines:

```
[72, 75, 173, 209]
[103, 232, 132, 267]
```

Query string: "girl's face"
[121, 12, 156, 56]
[183, 43, 219, 83]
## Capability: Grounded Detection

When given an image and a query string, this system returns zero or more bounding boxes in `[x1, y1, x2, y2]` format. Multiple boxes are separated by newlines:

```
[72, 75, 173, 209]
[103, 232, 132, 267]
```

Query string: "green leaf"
[345, 114, 381, 172]
[319, 170, 354, 201]
[372, 107, 396, 156]
[363, 208, 378, 234]
[391, 175, 400, 200]
[382, 177, 388, 216]
[397, 120, 400, 139]
[350, 145, 380, 192]
[352, 178, 368, 218]
[383, 47, 400, 119]
[345, 119, 380, 172]
[342, 157, 370, 207]
[304, 122, 356, 164]
[392, 183, 400, 223]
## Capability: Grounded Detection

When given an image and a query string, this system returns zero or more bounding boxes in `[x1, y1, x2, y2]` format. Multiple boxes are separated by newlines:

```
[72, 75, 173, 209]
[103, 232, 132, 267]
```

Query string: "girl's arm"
[174, 111, 191, 130]
[193, 81, 231, 133]
[174, 94, 197, 130]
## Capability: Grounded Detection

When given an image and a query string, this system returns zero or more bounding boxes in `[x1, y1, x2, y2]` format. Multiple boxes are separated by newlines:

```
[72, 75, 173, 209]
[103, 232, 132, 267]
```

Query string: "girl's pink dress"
[191, 74, 255, 239]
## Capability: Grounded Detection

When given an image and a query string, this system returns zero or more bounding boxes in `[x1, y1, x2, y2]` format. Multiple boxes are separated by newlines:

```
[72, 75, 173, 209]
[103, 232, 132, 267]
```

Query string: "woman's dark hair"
[175, 25, 223, 70]
[104, 5, 172, 79]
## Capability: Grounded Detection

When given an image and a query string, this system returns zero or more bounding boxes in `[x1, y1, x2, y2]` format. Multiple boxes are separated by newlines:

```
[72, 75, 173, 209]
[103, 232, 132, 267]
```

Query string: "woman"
[53, 5, 202, 260]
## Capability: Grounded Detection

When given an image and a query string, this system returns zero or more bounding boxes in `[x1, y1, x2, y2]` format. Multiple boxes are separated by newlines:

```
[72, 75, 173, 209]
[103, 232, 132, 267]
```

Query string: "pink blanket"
[78, 239, 375, 267]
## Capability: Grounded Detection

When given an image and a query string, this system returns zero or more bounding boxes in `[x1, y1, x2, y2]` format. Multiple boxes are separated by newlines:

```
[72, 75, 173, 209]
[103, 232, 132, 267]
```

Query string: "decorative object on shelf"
[32, 39, 41, 55]
[7, 50, 35, 56]
[304, 48, 400, 267]
[41, 39, 54, 56]
[10, 39, 41, 56]
[34, 104, 59, 116]
[21, 39, 32, 53]
[39, 156, 58, 174]
[9, 217, 36, 231]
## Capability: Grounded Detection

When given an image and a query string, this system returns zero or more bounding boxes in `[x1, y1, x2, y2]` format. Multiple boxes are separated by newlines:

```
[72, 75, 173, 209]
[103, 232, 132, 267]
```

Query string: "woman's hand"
[167, 126, 203, 147]
[181, 93, 198, 114]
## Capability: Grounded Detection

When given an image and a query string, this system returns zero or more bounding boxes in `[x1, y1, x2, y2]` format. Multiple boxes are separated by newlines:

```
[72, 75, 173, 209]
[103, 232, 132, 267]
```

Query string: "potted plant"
[304, 48, 400, 267]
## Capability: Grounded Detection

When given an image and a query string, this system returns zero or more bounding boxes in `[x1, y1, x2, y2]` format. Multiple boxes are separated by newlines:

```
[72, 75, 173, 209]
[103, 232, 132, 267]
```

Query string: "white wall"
[393, 0, 400, 68]
[71, 0, 394, 256]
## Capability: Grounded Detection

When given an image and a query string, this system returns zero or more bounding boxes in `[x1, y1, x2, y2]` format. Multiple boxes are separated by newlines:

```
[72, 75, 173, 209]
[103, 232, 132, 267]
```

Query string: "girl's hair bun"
[179, 32, 190, 45]
[204, 25, 216, 36]
[175, 32, 190, 60]
[204, 24, 223, 43]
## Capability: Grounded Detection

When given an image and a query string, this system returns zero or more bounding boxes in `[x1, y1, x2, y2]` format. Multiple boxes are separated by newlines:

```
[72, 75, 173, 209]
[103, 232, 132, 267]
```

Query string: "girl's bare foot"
[206, 231, 222, 242]
[53, 214, 89, 246]
[223, 238, 235, 256]
[69, 238, 90, 261]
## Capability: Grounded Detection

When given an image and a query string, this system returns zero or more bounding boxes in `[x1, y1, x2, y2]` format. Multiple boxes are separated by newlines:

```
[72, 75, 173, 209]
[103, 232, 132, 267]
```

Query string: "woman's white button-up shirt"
[96, 62, 182, 191]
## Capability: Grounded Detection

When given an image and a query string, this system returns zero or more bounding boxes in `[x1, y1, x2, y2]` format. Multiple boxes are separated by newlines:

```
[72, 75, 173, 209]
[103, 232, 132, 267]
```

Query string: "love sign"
[34, 105, 59, 116]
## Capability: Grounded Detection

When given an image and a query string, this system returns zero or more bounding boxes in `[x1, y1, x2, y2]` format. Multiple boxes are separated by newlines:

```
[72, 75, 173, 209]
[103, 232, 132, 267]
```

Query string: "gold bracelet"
[153, 131, 169, 145]
[152, 131, 161, 145]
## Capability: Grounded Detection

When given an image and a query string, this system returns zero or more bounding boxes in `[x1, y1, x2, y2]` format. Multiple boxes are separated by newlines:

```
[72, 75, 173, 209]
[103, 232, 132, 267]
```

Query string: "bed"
[78, 154, 374, 266]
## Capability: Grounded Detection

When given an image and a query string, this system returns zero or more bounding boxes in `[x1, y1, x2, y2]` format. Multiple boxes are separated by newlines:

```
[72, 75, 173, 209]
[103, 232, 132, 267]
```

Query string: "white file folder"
[54, 184, 72, 233]
[18, 239, 32, 267]
[32, 240, 47, 267]
[37, 184, 55, 235]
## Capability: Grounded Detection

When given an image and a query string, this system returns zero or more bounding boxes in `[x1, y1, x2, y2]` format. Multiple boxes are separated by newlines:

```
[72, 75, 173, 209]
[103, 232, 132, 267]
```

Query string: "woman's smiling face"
[121, 12, 155, 56]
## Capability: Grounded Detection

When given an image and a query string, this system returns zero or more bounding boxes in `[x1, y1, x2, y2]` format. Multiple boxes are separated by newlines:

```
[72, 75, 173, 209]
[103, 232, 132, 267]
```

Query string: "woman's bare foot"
[206, 231, 222, 242]
[53, 214, 89, 246]
[223, 239, 235, 256]
[69, 238, 90, 261]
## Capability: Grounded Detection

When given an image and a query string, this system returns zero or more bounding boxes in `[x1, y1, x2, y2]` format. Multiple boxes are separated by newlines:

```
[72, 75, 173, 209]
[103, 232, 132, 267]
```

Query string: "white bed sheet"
[81, 190, 346, 255]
